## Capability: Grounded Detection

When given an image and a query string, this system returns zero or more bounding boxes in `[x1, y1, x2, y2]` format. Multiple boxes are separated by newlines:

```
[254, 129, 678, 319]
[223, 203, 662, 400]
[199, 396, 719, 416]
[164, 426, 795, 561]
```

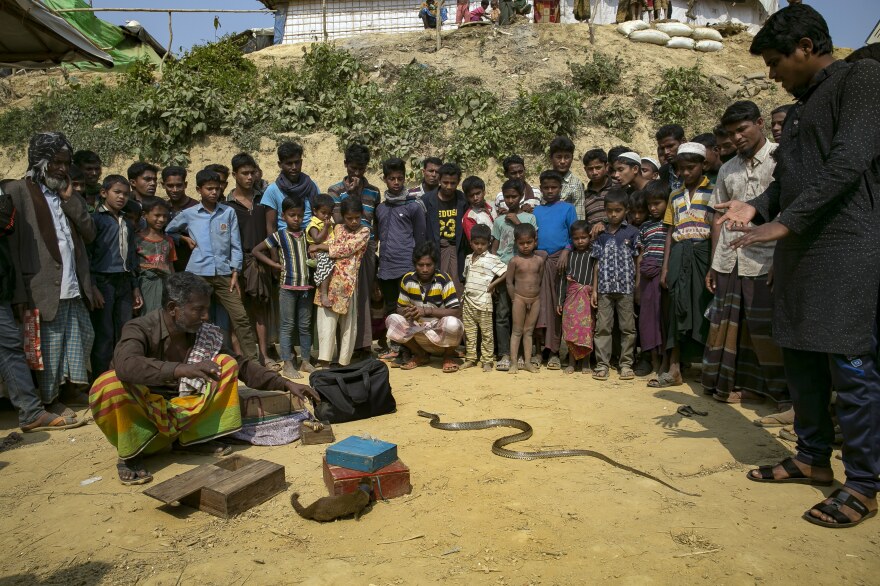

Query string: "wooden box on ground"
[144, 455, 285, 518]
[325, 436, 397, 473]
[238, 387, 304, 418]
[323, 456, 412, 501]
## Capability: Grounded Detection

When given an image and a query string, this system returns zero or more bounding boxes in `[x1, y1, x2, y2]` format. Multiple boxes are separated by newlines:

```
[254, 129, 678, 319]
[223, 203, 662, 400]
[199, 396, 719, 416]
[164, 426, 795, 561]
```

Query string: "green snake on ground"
[418, 411, 700, 497]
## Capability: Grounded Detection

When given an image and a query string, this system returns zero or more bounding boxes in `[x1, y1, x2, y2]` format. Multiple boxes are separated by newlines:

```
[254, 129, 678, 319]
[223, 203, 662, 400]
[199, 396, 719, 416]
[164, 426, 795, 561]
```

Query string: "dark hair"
[644, 179, 670, 202]
[161, 166, 187, 181]
[413, 241, 439, 265]
[122, 199, 142, 216]
[163, 271, 213, 309]
[655, 124, 686, 143]
[750, 4, 832, 57]
[845, 44, 880, 64]
[582, 148, 608, 165]
[548, 136, 575, 156]
[713, 124, 730, 139]
[340, 197, 364, 216]
[604, 187, 629, 207]
[196, 169, 222, 188]
[72, 150, 101, 167]
[344, 143, 371, 166]
[438, 162, 462, 180]
[771, 104, 793, 117]
[462, 175, 485, 195]
[607, 145, 631, 164]
[312, 193, 336, 211]
[231, 152, 256, 172]
[382, 157, 406, 177]
[691, 133, 717, 148]
[422, 156, 443, 168]
[127, 161, 158, 181]
[628, 189, 647, 211]
[281, 196, 304, 212]
[513, 222, 537, 240]
[142, 198, 171, 214]
[675, 152, 706, 165]
[539, 169, 563, 185]
[204, 163, 229, 178]
[501, 154, 525, 173]
[278, 141, 304, 161]
[501, 178, 524, 195]
[481, 0, 489, 7]
[720, 100, 762, 126]
[570, 220, 590, 236]
[68, 164, 84, 181]
[470, 224, 491, 242]
[101, 174, 129, 191]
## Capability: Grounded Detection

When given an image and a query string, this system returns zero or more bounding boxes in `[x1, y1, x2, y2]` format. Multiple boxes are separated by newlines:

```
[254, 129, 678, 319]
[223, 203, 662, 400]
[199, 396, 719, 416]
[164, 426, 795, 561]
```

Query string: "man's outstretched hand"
[175, 360, 221, 382]
[714, 199, 757, 230]
[728, 222, 790, 249]
[284, 380, 321, 404]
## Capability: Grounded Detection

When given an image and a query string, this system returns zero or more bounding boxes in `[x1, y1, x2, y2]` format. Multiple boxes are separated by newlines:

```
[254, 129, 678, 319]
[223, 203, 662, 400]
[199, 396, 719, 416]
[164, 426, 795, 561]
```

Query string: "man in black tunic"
[716, 4, 880, 528]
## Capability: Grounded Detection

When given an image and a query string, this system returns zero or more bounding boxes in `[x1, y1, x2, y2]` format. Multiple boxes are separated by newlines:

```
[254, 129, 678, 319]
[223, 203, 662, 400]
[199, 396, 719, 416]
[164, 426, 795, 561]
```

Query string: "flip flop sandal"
[803, 489, 878, 529]
[647, 373, 683, 388]
[592, 368, 609, 381]
[496, 356, 511, 371]
[378, 348, 399, 360]
[677, 405, 708, 418]
[779, 426, 798, 442]
[400, 356, 430, 370]
[619, 367, 636, 380]
[715, 389, 764, 404]
[746, 457, 833, 486]
[46, 401, 77, 419]
[442, 358, 460, 373]
[117, 457, 153, 486]
[546, 356, 562, 370]
[753, 410, 795, 427]
[21, 411, 86, 433]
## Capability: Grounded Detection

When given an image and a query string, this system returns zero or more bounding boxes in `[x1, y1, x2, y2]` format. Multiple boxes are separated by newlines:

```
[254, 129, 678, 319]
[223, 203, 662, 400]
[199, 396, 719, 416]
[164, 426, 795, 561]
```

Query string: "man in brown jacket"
[7, 132, 96, 424]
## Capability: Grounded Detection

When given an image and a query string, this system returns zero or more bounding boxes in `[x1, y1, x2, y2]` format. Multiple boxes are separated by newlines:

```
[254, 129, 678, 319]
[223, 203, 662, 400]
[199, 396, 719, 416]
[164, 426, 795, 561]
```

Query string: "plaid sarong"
[178, 323, 224, 397]
[37, 298, 94, 404]
[90, 354, 242, 459]
[385, 313, 463, 350]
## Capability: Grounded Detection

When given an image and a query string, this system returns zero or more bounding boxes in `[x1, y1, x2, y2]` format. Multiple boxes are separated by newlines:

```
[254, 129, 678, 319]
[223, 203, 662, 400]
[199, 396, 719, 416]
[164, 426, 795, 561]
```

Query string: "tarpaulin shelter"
[0, 0, 113, 68]
[42, 0, 166, 71]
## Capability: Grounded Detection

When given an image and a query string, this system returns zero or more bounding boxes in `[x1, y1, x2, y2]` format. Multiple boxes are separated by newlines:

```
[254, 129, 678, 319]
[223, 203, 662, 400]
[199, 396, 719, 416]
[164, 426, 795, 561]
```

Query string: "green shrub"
[651, 65, 725, 136]
[570, 51, 623, 96]
[591, 98, 638, 142]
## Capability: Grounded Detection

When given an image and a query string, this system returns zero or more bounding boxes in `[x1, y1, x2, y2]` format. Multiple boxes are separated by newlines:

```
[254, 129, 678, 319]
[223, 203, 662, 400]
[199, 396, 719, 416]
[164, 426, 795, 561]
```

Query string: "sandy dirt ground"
[0, 362, 877, 585]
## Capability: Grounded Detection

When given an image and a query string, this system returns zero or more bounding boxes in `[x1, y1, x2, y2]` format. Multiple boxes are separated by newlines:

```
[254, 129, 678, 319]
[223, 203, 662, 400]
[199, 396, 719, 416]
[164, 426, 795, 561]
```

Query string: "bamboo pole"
[588, 0, 596, 45]
[160, 11, 172, 72]
[322, 0, 328, 42]
[436, 0, 445, 52]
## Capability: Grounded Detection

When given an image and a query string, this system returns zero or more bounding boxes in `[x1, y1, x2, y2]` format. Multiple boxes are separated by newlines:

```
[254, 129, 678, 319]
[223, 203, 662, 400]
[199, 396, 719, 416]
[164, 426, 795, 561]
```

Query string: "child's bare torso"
[510, 252, 546, 298]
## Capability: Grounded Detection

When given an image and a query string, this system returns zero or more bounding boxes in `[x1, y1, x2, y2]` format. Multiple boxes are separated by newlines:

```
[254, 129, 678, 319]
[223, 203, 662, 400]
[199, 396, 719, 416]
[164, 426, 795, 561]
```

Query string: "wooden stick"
[378, 533, 425, 545]
[436, 0, 445, 52]
[160, 11, 172, 73]
[322, 0, 328, 42]
[673, 548, 721, 558]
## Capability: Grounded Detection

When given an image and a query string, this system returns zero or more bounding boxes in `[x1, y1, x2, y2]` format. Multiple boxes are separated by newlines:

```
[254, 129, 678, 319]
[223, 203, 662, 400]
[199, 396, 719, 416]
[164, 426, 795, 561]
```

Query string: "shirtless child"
[506, 223, 546, 374]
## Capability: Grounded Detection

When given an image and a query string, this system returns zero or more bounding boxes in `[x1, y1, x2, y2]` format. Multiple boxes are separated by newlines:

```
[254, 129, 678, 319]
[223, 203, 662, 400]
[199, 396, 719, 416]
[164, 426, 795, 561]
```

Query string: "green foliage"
[570, 51, 623, 96]
[591, 98, 638, 142]
[651, 65, 725, 136]
[509, 83, 584, 152]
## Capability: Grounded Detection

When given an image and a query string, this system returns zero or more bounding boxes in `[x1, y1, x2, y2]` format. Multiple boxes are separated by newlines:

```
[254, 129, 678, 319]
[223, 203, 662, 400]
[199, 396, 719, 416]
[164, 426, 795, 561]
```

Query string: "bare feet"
[460, 360, 477, 370]
[508, 362, 518, 374]
[524, 363, 540, 373]
[564, 365, 575, 375]
[282, 360, 303, 380]
[117, 457, 153, 485]
[482, 362, 492, 372]
[299, 360, 316, 374]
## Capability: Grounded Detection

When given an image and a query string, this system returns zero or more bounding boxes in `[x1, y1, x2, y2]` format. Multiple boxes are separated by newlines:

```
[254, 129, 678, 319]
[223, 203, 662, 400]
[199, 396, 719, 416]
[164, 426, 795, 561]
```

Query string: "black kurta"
[749, 59, 880, 355]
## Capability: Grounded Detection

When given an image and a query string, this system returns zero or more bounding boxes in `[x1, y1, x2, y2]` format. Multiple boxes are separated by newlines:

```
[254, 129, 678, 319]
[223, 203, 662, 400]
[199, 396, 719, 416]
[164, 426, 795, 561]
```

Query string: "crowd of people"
[0, 4, 876, 528]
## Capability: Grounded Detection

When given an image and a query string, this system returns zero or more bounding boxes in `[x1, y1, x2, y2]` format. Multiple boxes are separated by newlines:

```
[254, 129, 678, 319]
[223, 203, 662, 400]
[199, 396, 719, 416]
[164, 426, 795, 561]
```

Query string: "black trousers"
[784, 327, 880, 499]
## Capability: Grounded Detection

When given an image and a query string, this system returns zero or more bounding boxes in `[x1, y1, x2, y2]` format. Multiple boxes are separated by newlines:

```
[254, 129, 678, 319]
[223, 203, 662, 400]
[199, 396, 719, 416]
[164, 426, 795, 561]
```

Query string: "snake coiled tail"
[418, 410, 700, 497]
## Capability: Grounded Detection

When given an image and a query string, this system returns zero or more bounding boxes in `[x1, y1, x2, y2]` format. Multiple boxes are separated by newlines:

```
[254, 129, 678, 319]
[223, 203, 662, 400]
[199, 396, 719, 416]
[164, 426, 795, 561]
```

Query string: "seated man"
[385, 242, 463, 373]
[89, 271, 319, 485]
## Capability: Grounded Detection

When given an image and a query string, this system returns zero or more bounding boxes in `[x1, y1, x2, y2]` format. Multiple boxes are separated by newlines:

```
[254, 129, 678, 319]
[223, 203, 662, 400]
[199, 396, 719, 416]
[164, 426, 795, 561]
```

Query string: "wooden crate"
[323, 457, 412, 501]
[144, 455, 285, 518]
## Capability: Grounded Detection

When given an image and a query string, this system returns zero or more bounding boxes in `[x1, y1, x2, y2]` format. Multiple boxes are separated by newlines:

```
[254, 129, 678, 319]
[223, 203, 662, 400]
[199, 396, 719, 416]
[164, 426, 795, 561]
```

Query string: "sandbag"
[617, 20, 649, 37]
[692, 27, 723, 42]
[666, 36, 696, 50]
[629, 29, 671, 46]
[655, 22, 693, 37]
[695, 39, 723, 53]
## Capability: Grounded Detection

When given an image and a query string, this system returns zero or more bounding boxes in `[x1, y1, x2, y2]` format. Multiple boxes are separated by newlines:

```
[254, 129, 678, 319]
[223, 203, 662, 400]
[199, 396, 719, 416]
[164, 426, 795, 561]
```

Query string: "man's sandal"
[400, 355, 430, 370]
[803, 489, 878, 529]
[117, 457, 153, 486]
[592, 368, 609, 381]
[442, 358, 460, 373]
[746, 457, 833, 486]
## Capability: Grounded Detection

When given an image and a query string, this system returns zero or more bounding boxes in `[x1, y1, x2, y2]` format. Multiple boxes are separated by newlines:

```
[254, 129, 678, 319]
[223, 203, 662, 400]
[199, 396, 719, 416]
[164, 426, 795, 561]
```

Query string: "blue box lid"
[327, 436, 397, 457]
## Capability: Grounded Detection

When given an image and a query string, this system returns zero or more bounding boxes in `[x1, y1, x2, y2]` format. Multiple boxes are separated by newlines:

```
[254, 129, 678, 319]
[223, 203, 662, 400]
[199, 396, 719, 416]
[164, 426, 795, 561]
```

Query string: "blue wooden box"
[325, 436, 398, 473]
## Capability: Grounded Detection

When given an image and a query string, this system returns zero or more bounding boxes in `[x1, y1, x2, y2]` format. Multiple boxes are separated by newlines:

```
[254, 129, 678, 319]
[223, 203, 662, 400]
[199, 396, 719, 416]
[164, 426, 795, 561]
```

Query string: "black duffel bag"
[310, 358, 396, 423]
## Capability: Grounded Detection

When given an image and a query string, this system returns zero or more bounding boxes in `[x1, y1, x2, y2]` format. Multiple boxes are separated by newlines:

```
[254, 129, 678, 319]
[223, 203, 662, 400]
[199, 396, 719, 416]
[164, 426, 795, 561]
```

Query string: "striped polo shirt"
[398, 271, 460, 310]
[663, 176, 714, 242]
[264, 229, 310, 289]
[639, 219, 668, 264]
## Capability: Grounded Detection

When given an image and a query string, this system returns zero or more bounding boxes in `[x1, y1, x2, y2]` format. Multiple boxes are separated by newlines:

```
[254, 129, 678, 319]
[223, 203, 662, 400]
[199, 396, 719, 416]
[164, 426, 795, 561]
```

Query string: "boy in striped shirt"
[461, 225, 507, 371]
[252, 196, 313, 379]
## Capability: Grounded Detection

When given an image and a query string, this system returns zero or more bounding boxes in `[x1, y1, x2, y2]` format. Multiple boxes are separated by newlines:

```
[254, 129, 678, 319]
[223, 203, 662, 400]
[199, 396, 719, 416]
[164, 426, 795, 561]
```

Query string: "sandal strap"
[812, 502, 854, 525]
[829, 489, 870, 517]
[755, 465, 777, 480]
[779, 457, 806, 479]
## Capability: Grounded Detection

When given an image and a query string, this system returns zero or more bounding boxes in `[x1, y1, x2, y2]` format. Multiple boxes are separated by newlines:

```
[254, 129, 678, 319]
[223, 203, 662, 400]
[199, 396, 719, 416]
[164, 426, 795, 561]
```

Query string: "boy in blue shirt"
[532, 170, 576, 370]
[590, 188, 640, 381]
[261, 142, 319, 234]
[166, 169, 259, 362]
[89, 175, 143, 375]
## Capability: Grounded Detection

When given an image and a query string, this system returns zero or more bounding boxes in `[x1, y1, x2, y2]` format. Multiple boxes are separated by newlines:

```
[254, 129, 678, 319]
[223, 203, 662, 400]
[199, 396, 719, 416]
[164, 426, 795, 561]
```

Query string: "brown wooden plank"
[209, 460, 283, 496]
[224, 466, 286, 517]
[197, 462, 286, 518]
[143, 465, 231, 504]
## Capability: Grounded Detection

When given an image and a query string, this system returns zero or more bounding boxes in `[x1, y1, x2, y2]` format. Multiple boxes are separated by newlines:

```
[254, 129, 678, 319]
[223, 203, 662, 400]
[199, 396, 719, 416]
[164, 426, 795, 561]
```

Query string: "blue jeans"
[90, 273, 134, 376]
[279, 288, 313, 363]
[0, 303, 43, 426]
[784, 326, 880, 499]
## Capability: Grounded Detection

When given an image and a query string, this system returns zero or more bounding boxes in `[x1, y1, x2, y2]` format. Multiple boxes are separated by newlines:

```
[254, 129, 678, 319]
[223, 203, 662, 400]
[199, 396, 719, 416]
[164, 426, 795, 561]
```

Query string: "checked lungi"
[37, 298, 94, 403]
[562, 281, 593, 361]
[702, 265, 788, 403]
